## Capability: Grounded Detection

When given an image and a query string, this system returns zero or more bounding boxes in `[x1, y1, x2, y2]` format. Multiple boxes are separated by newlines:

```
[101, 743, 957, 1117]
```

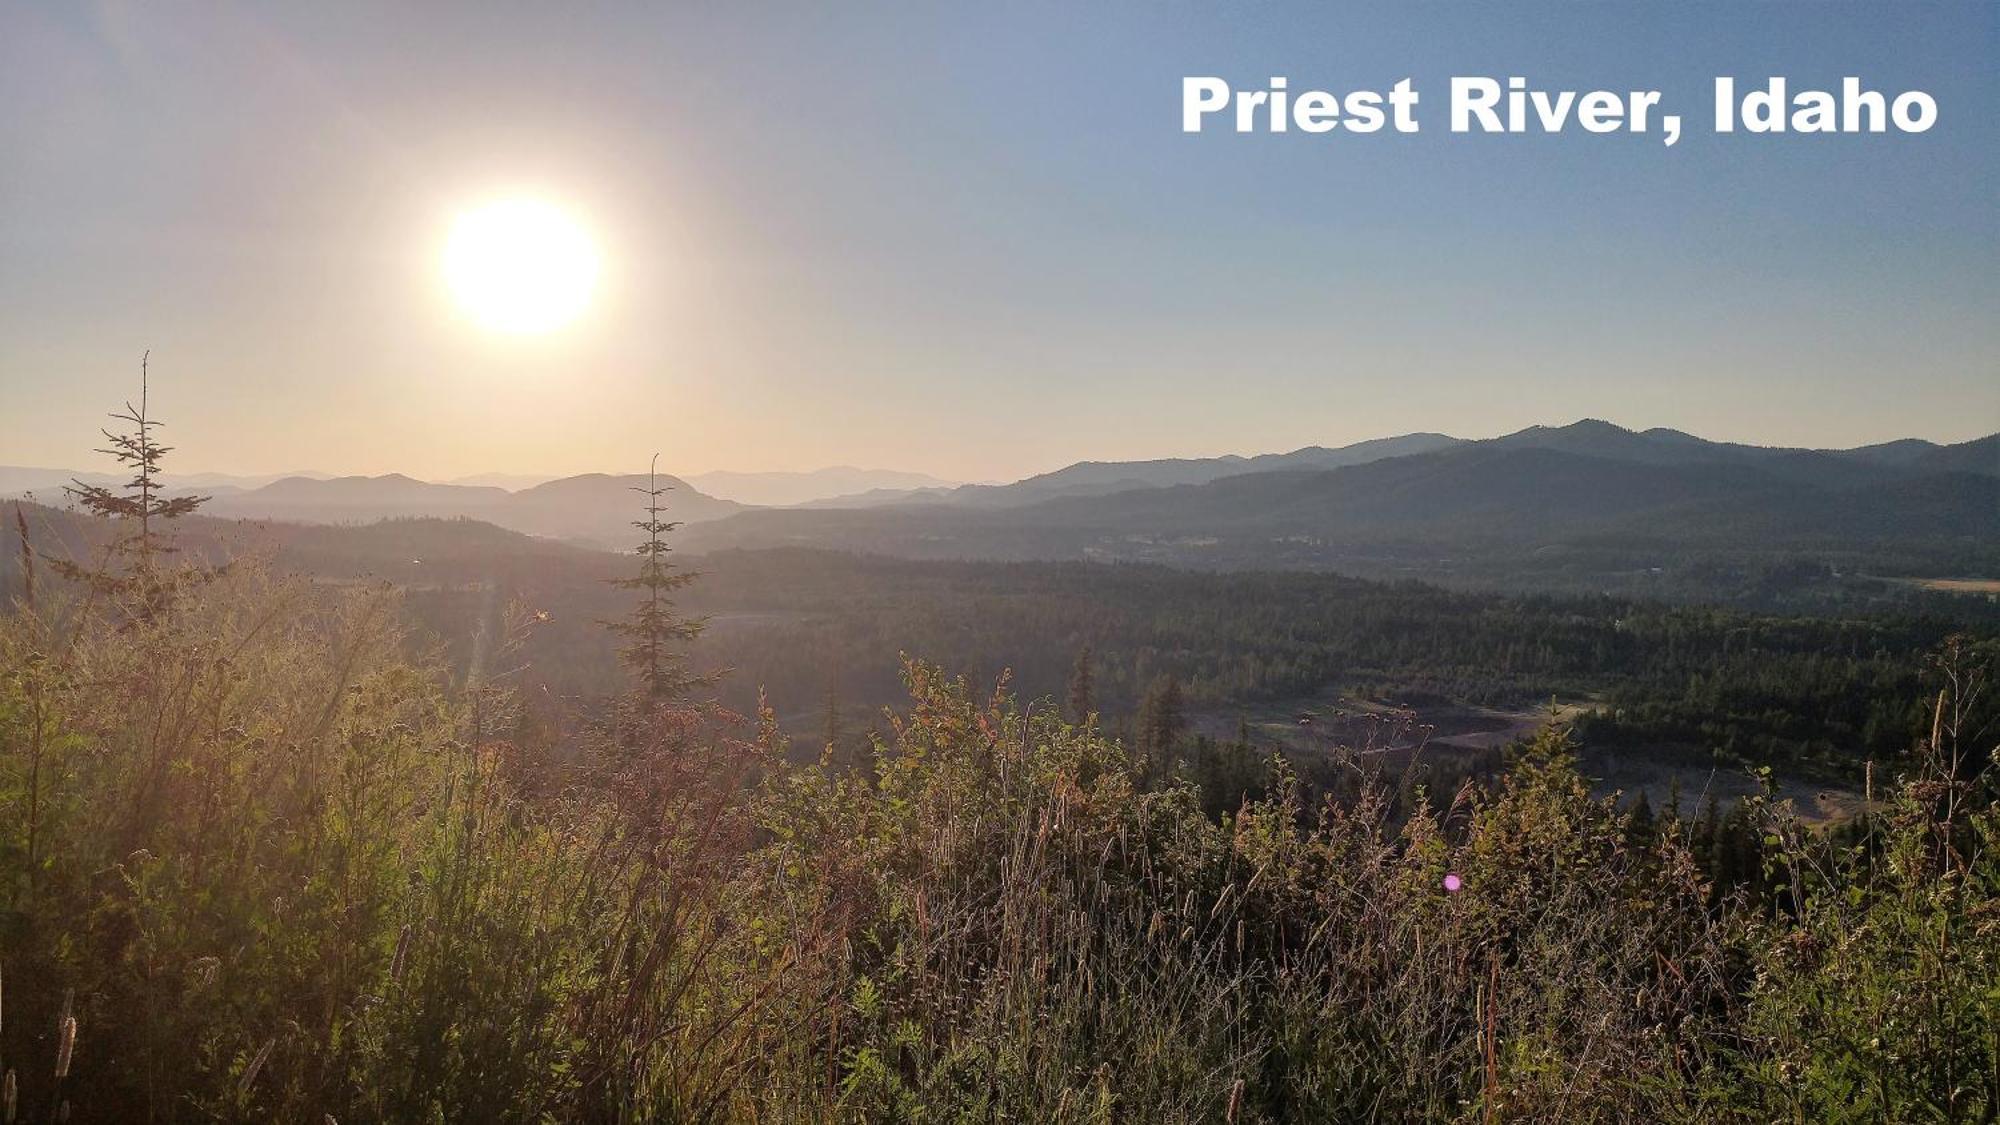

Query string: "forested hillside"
[10, 503, 1994, 784]
[681, 423, 2000, 593]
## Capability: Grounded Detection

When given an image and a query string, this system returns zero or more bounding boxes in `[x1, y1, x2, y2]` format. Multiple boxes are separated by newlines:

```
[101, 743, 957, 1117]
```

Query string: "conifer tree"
[605, 455, 706, 701]
[14, 504, 34, 608]
[822, 682, 843, 751]
[1066, 644, 1095, 723]
[1147, 673, 1186, 748]
[1136, 673, 1187, 778]
[1625, 790, 1657, 847]
[53, 354, 212, 616]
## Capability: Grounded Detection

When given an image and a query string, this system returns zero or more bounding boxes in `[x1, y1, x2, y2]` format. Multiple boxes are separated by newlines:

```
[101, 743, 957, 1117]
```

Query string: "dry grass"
[0, 565, 1994, 1122]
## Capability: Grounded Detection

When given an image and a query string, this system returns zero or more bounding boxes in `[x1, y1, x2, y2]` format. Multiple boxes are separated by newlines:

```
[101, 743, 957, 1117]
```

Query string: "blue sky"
[2, 1, 1994, 480]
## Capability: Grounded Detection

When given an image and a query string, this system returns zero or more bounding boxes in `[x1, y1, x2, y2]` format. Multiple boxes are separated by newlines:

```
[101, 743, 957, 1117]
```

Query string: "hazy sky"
[3, 1, 1995, 481]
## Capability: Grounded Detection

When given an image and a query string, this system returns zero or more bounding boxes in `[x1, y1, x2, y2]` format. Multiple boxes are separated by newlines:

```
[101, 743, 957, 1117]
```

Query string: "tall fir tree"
[1066, 644, 1095, 724]
[1136, 673, 1187, 779]
[605, 455, 707, 702]
[54, 354, 213, 617]
[1625, 790, 1657, 847]
[14, 504, 35, 608]
[822, 682, 844, 752]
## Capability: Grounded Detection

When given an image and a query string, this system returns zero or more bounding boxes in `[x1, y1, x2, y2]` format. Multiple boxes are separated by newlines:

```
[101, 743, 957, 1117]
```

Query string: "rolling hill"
[922, 432, 1464, 508]
[678, 422, 2000, 591]
[685, 466, 960, 506]
[177, 471, 747, 548]
[9, 420, 1992, 591]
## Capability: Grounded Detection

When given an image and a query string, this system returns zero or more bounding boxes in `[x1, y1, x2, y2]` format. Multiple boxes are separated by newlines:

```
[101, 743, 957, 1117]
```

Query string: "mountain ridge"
[5, 422, 1992, 561]
[676, 422, 2000, 587]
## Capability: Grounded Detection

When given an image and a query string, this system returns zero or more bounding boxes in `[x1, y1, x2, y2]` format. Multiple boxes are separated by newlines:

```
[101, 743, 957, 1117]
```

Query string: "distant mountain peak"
[1546, 418, 1635, 436]
[1639, 427, 1704, 444]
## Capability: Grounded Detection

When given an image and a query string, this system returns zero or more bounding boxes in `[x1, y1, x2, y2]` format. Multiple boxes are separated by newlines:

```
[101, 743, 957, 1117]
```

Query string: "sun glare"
[442, 198, 599, 334]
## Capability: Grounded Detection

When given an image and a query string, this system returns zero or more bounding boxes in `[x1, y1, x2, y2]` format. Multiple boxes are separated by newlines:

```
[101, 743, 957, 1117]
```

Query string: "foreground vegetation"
[1, 563, 1995, 1121]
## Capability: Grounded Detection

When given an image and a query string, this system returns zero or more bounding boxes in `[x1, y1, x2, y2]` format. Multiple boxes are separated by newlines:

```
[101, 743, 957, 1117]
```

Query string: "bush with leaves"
[1731, 636, 2000, 1123]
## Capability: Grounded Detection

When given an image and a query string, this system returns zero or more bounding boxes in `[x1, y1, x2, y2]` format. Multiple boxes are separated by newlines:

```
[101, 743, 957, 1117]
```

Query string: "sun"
[442, 198, 599, 334]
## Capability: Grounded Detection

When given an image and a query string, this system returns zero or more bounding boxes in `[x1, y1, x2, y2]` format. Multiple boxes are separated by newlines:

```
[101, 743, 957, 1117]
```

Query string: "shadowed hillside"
[680, 423, 2000, 589]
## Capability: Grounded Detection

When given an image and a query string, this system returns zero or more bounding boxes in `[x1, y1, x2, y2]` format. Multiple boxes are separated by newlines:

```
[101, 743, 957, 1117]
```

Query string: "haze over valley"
[11, 418, 1989, 597]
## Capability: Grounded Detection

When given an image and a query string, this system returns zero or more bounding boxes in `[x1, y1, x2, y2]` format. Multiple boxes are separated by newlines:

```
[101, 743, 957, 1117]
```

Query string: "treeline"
[667, 551, 1988, 777]
[236, 540, 2000, 779]
[9, 504, 1987, 779]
